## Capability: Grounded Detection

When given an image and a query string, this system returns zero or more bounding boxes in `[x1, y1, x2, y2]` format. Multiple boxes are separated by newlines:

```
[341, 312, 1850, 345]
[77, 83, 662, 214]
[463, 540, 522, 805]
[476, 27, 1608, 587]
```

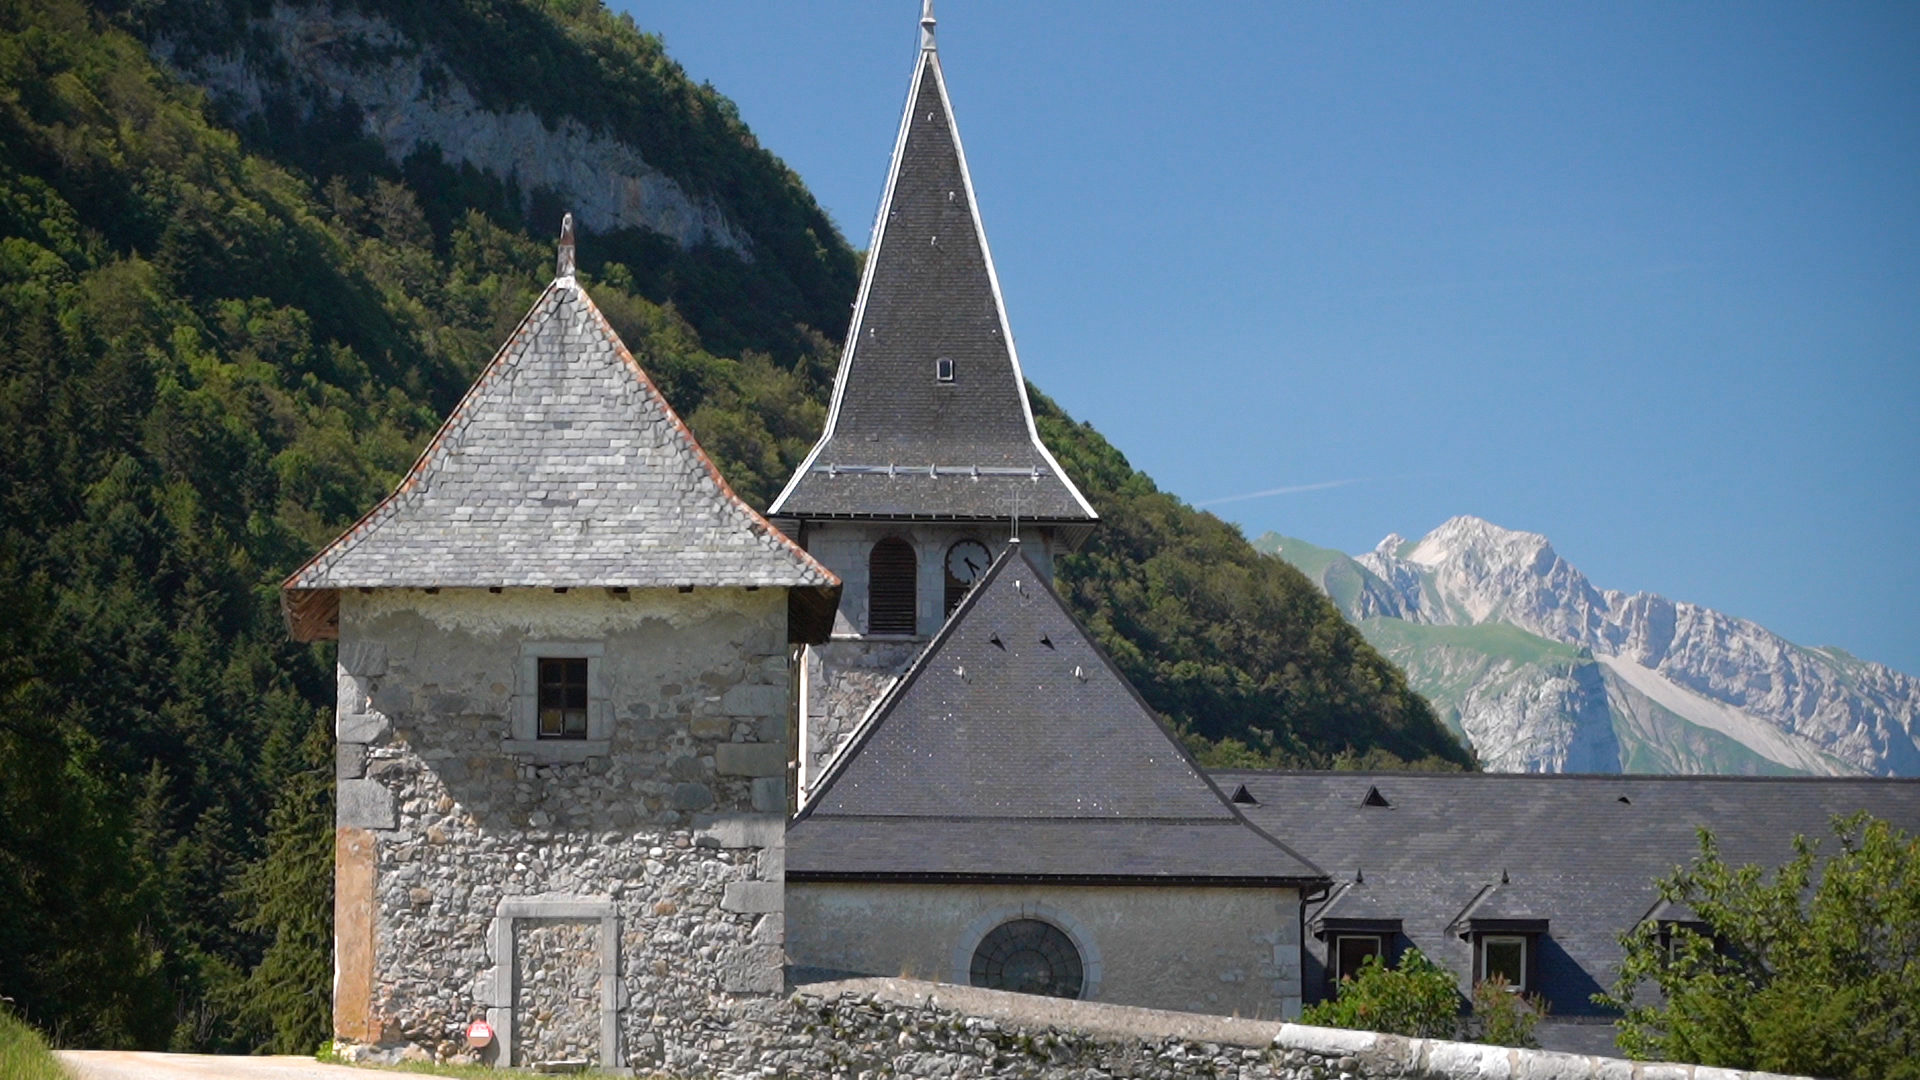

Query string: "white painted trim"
[1475, 933, 1531, 993]
[951, 901, 1105, 1002]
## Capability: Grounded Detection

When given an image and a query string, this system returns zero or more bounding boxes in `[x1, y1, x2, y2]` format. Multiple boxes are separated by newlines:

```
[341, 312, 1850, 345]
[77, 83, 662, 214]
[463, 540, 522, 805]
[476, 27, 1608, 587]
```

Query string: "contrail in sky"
[1195, 478, 1368, 508]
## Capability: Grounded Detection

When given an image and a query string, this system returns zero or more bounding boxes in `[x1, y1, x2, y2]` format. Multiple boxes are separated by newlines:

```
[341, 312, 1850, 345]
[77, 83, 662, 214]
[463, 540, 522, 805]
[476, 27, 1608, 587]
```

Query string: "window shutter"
[868, 538, 918, 635]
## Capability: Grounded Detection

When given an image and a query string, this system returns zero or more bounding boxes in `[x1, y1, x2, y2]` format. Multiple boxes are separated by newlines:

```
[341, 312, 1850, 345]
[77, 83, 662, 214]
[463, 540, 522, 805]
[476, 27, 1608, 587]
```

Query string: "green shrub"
[1467, 976, 1545, 1048]
[1300, 948, 1460, 1039]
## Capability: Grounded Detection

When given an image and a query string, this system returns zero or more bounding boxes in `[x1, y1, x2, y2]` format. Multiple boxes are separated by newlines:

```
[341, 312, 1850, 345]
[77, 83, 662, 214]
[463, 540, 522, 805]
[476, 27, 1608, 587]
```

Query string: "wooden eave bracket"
[283, 587, 341, 642]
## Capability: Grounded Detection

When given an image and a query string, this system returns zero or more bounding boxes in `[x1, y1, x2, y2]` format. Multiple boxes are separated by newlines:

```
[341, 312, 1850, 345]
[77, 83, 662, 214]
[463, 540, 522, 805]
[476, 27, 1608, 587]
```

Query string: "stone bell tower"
[283, 219, 839, 1070]
[768, 2, 1097, 801]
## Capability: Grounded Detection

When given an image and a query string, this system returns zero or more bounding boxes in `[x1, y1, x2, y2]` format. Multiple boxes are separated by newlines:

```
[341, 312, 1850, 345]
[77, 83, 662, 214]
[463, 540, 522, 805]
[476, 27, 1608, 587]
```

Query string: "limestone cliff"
[149, 2, 752, 254]
[1259, 518, 1920, 776]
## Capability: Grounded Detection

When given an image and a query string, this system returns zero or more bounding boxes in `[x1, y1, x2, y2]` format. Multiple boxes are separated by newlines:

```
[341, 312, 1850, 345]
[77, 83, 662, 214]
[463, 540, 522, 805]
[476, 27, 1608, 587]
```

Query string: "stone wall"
[774, 978, 1817, 1080]
[332, 586, 793, 1072]
[788, 883, 1304, 1020]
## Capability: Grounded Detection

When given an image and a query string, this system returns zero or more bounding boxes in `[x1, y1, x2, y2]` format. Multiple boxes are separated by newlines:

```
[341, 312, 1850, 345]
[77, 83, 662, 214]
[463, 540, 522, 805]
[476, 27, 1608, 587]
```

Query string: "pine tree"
[227, 700, 335, 1053]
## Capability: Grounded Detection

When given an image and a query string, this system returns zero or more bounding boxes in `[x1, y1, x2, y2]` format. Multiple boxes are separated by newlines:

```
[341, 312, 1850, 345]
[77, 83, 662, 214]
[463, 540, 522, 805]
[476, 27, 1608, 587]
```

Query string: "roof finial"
[920, 0, 936, 50]
[556, 212, 576, 279]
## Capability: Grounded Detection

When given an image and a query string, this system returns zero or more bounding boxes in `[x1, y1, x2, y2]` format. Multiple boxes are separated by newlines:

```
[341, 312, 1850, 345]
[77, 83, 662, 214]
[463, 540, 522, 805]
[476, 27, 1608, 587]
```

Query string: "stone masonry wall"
[332, 587, 793, 1072]
[773, 978, 1817, 1080]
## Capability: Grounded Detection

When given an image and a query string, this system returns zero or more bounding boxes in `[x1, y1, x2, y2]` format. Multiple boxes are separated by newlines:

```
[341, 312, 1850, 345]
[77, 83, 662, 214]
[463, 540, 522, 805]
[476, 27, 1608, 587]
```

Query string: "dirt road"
[57, 1051, 376, 1079]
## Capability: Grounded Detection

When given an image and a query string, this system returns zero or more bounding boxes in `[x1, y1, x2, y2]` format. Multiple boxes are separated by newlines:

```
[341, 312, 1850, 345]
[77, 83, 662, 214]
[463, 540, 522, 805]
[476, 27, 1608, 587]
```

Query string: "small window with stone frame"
[537, 657, 590, 739]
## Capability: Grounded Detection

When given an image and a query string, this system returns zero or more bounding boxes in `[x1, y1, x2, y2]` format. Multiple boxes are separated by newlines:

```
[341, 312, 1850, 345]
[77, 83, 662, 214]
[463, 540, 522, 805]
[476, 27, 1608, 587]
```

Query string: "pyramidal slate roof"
[787, 546, 1324, 884]
[767, 16, 1095, 526]
[282, 257, 839, 640]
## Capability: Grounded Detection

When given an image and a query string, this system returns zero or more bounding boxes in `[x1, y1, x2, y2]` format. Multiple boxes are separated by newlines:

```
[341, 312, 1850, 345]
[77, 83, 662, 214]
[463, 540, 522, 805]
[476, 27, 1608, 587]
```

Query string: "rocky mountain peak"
[1404, 515, 1555, 572]
[1268, 518, 1920, 776]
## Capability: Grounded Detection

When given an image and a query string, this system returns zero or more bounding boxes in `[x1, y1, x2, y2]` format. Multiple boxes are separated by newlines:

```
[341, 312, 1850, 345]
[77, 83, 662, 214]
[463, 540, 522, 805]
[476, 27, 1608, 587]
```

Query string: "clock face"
[946, 540, 992, 583]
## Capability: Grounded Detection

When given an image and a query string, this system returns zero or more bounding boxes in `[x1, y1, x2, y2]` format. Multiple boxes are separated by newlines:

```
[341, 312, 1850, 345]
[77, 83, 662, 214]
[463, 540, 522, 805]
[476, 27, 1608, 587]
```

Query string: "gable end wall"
[332, 587, 791, 1069]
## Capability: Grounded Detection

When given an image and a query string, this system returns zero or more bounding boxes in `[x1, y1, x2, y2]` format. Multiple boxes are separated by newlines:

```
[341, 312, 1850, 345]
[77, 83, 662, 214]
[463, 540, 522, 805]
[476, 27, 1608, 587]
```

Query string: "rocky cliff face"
[151, 3, 752, 255]
[1262, 517, 1920, 776]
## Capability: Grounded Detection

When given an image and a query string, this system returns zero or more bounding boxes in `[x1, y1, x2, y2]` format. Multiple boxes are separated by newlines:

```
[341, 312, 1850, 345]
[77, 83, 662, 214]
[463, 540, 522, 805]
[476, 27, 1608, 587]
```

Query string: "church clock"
[944, 539, 992, 616]
[946, 540, 991, 584]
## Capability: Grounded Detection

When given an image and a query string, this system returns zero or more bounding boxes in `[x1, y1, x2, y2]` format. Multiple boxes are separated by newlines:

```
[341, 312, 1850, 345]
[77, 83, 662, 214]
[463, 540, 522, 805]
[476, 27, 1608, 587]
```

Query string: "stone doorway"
[514, 918, 602, 1066]
[487, 896, 620, 1069]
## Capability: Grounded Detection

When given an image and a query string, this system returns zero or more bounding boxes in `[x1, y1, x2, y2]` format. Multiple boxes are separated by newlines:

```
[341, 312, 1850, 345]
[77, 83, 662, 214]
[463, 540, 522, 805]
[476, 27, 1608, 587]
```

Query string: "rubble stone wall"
[776, 978, 1817, 1080]
[331, 586, 793, 1072]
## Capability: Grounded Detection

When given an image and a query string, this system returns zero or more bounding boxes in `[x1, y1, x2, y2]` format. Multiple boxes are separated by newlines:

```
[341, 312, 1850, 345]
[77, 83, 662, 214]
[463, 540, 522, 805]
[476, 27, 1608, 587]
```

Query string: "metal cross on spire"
[920, 0, 936, 50]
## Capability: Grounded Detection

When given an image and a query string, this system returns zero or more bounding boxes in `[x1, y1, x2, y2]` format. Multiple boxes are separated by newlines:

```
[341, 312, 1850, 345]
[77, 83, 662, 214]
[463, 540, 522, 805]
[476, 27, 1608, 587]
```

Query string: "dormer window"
[935, 357, 955, 383]
[1331, 934, 1385, 985]
[1475, 934, 1530, 992]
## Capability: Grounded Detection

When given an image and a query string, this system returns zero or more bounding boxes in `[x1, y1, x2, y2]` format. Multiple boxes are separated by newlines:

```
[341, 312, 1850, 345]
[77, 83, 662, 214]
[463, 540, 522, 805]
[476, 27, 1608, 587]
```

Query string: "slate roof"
[788, 547, 1323, 884]
[1215, 770, 1920, 1025]
[282, 271, 838, 639]
[1313, 881, 1402, 932]
[767, 34, 1094, 526]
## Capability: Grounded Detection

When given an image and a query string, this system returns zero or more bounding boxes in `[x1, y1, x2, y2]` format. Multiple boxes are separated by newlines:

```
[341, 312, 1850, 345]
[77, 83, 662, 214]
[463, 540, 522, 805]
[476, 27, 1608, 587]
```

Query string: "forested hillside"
[0, 0, 1467, 1053]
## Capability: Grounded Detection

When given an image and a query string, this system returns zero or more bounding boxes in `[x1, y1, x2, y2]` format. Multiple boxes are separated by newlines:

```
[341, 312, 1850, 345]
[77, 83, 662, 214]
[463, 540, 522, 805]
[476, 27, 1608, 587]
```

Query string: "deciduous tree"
[1599, 813, 1920, 1080]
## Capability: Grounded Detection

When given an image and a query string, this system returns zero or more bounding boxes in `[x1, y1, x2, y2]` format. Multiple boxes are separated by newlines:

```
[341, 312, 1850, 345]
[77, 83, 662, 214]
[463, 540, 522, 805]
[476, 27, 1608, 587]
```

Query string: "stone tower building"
[281, 223, 839, 1070]
[768, 4, 1097, 799]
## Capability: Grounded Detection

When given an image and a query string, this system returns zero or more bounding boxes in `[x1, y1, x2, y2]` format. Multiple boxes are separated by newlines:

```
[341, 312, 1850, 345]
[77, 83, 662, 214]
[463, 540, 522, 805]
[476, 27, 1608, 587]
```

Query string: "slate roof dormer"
[1311, 880, 1404, 938]
[767, 6, 1097, 535]
[281, 216, 841, 642]
[1449, 879, 1551, 938]
[787, 544, 1324, 885]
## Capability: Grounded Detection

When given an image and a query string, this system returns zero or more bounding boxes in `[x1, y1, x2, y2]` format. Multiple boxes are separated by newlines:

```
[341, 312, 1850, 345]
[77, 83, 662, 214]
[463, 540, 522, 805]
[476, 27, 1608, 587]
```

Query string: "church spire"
[769, 7, 1095, 532]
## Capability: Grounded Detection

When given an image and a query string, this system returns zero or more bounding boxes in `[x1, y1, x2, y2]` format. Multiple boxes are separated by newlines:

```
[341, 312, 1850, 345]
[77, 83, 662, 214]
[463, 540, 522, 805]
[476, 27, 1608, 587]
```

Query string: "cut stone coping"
[795, 977, 1819, 1080]
[796, 976, 1288, 1047]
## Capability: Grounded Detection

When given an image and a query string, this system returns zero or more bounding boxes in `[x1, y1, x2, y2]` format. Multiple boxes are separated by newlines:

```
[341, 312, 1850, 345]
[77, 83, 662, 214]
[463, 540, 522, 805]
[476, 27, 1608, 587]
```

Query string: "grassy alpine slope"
[0, 0, 1466, 1054]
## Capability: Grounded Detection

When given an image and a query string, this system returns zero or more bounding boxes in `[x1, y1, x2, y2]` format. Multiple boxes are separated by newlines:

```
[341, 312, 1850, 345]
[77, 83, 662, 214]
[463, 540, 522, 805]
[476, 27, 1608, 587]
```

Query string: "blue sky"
[619, 2, 1920, 675]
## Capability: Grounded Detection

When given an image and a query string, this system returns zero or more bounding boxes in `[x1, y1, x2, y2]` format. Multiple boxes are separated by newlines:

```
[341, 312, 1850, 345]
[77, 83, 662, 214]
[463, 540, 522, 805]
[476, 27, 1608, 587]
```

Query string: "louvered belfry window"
[867, 537, 918, 636]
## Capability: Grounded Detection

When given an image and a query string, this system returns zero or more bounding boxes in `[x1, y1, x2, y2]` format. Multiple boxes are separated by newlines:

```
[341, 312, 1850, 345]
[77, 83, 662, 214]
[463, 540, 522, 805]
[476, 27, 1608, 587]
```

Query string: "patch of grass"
[1359, 618, 1586, 668]
[1256, 533, 1386, 618]
[329, 1053, 635, 1078]
[0, 1008, 68, 1080]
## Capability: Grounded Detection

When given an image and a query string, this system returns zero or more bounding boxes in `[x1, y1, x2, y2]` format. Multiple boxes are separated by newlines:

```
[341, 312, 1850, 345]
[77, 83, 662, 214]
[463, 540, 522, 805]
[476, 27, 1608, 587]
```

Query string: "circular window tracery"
[968, 919, 1084, 999]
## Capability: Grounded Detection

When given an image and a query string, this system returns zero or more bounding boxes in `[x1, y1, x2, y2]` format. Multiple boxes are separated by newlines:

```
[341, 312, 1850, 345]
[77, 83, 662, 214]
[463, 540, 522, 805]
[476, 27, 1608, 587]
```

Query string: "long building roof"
[1217, 769, 1920, 1022]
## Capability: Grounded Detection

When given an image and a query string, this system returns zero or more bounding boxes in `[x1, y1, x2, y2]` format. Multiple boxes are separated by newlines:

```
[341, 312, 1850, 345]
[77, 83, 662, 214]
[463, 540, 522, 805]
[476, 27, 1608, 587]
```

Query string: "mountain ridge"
[1260, 516, 1920, 777]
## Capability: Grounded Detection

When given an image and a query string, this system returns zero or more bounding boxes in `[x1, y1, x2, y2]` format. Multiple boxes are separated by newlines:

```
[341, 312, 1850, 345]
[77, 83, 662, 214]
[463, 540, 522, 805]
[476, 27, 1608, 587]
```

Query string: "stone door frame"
[485, 894, 621, 1069]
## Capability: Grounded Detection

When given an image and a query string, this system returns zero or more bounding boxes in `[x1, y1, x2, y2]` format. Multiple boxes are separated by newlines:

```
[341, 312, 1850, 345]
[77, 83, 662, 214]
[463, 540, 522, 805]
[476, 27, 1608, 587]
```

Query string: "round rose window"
[968, 919, 1084, 999]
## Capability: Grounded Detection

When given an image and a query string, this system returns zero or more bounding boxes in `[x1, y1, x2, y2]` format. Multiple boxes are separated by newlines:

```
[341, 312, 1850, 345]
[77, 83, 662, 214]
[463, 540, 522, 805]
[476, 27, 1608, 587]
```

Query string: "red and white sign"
[465, 1019, 494, 1047]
